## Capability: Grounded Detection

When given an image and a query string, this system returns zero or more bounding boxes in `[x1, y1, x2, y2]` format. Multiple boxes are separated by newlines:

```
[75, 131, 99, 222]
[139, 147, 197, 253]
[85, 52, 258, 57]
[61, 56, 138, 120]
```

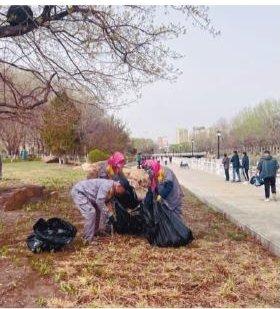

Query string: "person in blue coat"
[259, 150, 279, 202]
[230, 150, 241, 182]
[241, 152, 250, 182]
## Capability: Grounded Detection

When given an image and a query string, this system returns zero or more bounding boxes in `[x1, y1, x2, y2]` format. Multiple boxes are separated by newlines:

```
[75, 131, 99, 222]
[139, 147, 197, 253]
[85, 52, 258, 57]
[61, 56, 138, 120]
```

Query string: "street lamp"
[217, 131, 221, 159]
[191, 139, 194, 157]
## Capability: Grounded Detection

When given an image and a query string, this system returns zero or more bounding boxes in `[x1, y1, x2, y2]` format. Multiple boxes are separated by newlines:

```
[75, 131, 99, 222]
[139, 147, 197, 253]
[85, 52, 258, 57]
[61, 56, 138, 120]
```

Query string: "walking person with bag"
[230, 150, 241, 182]
[258, 150, 279, 202]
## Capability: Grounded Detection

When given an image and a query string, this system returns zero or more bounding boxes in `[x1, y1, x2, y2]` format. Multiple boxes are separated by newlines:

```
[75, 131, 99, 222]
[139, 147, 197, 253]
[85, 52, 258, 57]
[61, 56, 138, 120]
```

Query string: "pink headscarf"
[108, 152, 125, 171]
[143, 159, 161, 191]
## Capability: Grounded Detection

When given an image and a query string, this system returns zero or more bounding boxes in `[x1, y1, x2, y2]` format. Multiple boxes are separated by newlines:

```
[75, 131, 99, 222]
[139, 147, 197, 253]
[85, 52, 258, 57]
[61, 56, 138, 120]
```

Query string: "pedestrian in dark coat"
[241, 152, 250, 181]
[259, 150, 279, 201]
[230, 151, 241, 182]
[222, 153, 230, 181]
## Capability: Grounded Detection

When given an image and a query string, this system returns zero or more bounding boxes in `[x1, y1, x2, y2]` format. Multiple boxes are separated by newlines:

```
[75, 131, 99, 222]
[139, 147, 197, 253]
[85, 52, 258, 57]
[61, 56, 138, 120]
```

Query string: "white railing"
[174, 157, 280, 189]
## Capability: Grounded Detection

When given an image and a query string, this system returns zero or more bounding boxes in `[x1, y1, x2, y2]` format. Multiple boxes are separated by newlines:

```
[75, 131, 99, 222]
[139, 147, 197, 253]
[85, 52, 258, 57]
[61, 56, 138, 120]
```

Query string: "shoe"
[265, 198, 270, 202]
[272, 193, 277, 201]
[243, 181, 248, 185]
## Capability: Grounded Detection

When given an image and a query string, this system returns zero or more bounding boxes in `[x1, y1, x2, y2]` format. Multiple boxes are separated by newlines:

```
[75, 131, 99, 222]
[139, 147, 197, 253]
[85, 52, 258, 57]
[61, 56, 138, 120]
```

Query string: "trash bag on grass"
[112, 178, 145, 235]
[142, 190, 193, 247]
[115, 183, 140, 209]
[27, 218, 77, 253]
[113, 201, 144, 235]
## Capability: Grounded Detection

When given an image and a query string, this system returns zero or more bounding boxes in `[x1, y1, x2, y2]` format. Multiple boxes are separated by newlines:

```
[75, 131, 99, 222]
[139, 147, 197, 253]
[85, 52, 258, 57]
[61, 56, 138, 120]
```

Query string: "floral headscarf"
[143, 159, 163, 191]
[107, 152, 125, 174]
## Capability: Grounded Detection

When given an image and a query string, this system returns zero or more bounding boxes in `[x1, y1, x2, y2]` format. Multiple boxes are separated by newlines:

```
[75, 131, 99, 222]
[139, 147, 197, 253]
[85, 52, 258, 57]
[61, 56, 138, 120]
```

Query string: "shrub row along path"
[169, 160, 280, 257]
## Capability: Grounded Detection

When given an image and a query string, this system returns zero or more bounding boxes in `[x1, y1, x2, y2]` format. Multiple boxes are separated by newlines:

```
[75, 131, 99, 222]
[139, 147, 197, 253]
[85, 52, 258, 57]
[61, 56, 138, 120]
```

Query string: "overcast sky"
[117, 6, 280, 143]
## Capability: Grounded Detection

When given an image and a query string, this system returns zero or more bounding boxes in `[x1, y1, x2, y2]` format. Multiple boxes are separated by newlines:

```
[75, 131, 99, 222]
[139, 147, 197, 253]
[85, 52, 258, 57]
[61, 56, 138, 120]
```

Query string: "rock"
[42, 156, 59, 164]
[82, 161, 106, 179]
[0, 185, 45, 211]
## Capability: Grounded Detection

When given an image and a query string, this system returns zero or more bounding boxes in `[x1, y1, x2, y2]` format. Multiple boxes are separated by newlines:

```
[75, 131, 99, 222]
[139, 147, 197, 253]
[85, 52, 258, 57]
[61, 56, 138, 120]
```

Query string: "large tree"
[40, 92, 80, 161]
[0, 5, 217, 117]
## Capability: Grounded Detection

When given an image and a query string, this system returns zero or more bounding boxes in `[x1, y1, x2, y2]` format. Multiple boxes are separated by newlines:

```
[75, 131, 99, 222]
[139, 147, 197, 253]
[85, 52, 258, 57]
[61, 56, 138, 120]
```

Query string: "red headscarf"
[107, 152, 125, 173]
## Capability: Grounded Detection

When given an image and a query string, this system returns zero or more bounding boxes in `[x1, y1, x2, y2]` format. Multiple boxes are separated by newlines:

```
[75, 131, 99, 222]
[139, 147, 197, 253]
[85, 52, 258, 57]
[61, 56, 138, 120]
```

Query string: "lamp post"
[217, 131, 221, 159]
[191, 139, 194, 157]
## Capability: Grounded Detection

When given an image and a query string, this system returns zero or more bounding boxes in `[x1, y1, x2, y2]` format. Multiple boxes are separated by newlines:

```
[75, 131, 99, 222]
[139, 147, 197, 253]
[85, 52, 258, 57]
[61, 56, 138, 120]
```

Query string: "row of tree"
[170, 99, 280, 155]
[0, 92, 130, 160]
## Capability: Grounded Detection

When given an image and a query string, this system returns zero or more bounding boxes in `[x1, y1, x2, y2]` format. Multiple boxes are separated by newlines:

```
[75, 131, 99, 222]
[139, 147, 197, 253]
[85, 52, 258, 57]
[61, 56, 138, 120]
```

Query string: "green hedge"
[88, 149, 109, 163]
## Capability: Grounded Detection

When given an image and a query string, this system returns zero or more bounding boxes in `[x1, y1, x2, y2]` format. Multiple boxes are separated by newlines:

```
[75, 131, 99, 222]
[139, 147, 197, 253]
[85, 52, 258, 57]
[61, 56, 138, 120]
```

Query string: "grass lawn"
[0, 161, 279, 307]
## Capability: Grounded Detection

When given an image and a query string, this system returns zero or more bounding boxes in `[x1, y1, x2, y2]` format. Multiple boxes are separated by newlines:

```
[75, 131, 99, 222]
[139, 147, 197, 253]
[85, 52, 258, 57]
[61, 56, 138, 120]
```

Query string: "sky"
[116, 6, 280, 144]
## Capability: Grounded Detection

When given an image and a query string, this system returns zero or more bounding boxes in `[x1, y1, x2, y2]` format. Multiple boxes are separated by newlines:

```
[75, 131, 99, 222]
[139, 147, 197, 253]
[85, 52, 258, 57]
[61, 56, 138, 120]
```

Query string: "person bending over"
[71, 178, 126, 244]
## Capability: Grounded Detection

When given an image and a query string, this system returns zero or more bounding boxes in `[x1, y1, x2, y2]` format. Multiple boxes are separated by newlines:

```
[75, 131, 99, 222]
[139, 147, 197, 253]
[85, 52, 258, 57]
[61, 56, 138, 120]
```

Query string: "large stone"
[42, 156, 59, 164]
[0, 185, 45, 211]
[82, 161, 106, 179]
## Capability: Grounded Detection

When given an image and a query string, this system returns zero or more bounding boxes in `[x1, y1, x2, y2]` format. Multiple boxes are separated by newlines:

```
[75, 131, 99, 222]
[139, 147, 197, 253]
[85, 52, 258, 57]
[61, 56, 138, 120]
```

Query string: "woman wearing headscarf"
[97, 151, 126, 179]
[143, 159, 184, 216]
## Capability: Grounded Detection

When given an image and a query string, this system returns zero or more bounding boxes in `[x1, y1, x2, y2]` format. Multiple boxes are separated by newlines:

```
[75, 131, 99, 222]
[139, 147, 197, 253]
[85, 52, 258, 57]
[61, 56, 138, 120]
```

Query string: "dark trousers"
[224, 168, 229, 181]
[264, 176, 276, 198]
[242, 168, 249, 181]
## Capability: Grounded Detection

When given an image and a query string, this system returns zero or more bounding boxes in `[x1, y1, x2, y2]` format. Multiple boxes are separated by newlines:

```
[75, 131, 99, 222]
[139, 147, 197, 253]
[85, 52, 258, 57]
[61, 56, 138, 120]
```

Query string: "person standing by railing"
[222, 153, 230, 181]
[241, 152, 250, 182]
[231, 151, 241, 182]
[258, 150, 279, 202]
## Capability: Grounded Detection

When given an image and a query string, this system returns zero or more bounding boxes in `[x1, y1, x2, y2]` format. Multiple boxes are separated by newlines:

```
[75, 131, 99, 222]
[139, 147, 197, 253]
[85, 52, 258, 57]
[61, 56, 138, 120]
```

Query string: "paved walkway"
[170, 162, 280, 257]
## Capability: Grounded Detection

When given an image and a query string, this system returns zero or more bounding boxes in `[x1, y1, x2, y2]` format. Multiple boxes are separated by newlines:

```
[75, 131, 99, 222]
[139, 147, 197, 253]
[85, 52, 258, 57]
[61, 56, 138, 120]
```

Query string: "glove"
[156, 195, 162, 202]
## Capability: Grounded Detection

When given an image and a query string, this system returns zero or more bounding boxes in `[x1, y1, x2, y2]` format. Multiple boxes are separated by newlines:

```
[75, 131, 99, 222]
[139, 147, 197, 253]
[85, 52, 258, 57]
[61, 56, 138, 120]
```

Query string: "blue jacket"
[242, 155, 249, 169]
[260, 156, 279, 179]
[230, 154, 240, 169]
[157, 167, 184, 215]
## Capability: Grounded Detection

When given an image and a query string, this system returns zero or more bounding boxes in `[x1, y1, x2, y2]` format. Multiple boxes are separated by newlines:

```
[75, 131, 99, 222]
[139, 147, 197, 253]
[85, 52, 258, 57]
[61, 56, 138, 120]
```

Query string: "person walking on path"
[230, 150, 241, 182]
[222, 153, 230, 181]
[242, 152, 250, 182]
[258, 150, 279, 202]
[71, 178, 126, 244]
[136, 153, 142, 169]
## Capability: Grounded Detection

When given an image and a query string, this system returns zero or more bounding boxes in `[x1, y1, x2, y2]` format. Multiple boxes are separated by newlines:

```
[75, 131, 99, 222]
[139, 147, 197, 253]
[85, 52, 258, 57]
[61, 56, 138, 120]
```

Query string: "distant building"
[192, 126, 206, 138]
[157, 136, 169, 149]
[176, 128, 189, 144]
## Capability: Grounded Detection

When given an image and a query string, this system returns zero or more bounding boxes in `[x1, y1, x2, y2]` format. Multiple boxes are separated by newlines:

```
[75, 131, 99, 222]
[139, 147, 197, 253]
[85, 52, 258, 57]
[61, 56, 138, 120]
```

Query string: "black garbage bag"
[111, 174, 144, 235]
[115, 184, 140, 210]
[113, 174, 140, 209]
[27, 218, 77, 253]
[113, 201, 144, 235]
[142, 190, 194, 247]
[250, 175, 264, 186]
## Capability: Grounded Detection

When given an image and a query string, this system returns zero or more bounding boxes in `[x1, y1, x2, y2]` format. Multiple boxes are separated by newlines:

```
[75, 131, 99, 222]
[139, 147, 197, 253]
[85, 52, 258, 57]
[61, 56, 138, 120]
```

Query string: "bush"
[88, 149, 109, 163]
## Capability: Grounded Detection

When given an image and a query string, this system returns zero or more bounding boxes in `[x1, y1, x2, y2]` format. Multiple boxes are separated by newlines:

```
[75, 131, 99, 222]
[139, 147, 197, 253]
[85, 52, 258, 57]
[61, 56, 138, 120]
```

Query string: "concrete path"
[169, 163, 280, 257]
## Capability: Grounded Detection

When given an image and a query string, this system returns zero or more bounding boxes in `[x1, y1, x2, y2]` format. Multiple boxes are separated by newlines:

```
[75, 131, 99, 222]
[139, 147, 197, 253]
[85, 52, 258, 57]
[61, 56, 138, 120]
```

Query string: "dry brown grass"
[0, 162, 279, 307]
